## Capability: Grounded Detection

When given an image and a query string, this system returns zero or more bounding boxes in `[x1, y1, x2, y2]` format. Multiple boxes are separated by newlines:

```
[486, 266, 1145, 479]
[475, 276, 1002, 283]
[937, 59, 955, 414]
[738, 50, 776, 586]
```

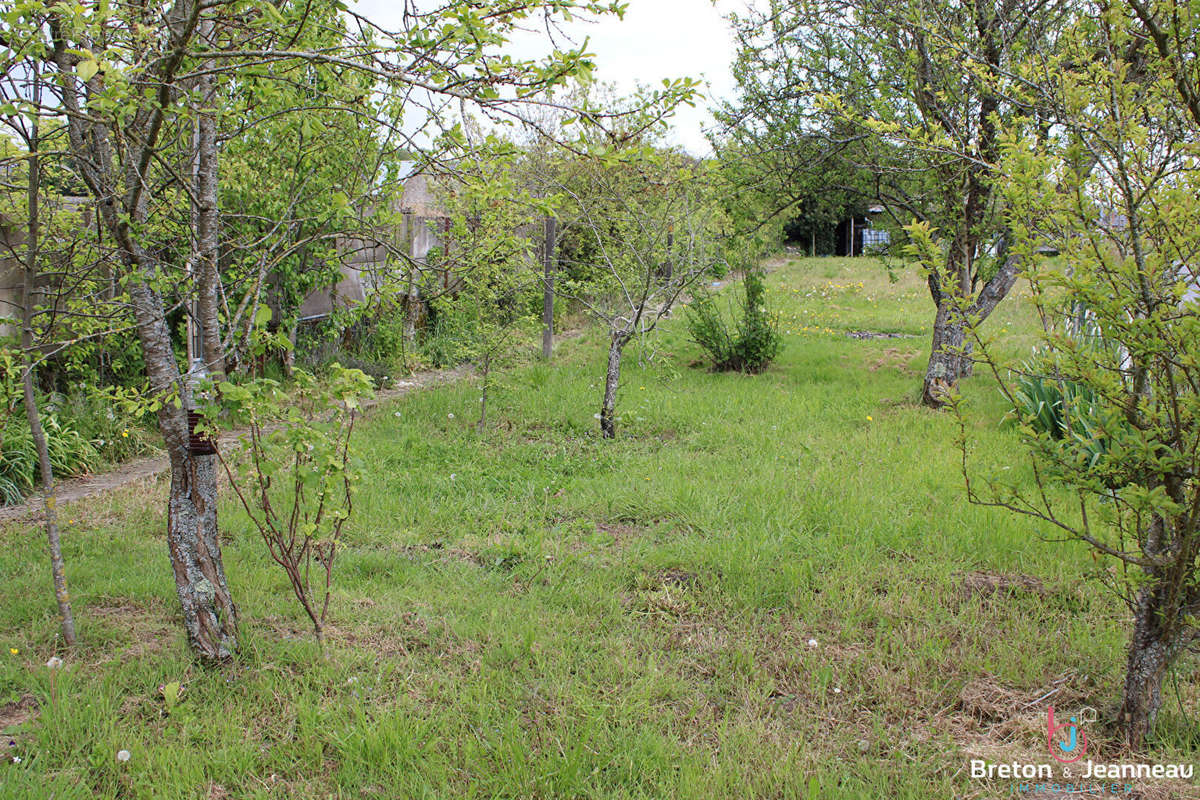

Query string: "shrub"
[419, 310, 474, 369]
[205, 364, 374, 644]
[686, 270, 782, 373]
[1008, 310, 1126, 475]
[295, 315, 407, 388]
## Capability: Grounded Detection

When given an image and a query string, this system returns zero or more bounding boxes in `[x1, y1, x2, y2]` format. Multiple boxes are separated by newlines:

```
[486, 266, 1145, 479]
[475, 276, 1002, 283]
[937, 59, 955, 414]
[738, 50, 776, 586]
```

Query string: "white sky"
[349, 0, 744, 155]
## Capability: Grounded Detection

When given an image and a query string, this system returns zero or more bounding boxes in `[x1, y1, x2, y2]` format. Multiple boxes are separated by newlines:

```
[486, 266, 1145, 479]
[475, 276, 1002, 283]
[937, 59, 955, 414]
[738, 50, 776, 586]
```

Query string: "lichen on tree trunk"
[600, 332, 628, 439]
[921, 303, 970, 407]
[130, 279, 238, 662]
[165, 441, 238, 661]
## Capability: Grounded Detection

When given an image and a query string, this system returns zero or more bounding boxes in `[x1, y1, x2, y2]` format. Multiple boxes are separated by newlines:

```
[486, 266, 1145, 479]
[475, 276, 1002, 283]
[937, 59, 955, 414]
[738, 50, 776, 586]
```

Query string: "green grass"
[0, 257, 1196, 799]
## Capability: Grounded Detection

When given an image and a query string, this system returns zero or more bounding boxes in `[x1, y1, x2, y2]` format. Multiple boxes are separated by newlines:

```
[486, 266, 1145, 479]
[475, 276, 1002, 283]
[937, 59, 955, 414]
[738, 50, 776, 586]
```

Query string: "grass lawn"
[1, 256, 1196, 798]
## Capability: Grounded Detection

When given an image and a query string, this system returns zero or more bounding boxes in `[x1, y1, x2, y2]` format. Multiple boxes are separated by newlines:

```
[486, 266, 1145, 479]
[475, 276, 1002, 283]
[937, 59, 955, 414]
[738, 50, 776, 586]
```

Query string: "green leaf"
[160, 680, 183, 712]
[77, 59, 99, 82]
[261, 1, 285, 24]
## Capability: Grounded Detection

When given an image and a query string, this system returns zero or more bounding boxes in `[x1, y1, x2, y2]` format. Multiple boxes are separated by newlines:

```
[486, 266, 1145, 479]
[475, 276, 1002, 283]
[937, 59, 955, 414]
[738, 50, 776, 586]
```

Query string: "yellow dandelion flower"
[9, 648, 18, 655]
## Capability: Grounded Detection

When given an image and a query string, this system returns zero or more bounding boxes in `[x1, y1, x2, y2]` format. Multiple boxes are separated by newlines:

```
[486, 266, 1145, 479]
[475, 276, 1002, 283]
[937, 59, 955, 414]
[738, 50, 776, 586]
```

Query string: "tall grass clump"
[0, 409, 97, 504]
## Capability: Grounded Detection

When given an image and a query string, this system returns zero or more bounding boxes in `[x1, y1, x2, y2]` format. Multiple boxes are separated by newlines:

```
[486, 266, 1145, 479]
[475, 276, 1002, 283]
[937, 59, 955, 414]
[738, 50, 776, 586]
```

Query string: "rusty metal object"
[187, 411, 217, 456]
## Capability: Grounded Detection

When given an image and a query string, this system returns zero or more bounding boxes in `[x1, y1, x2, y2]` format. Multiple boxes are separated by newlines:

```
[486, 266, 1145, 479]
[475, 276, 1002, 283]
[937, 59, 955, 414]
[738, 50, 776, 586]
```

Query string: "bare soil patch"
[0, 694, 38, 732]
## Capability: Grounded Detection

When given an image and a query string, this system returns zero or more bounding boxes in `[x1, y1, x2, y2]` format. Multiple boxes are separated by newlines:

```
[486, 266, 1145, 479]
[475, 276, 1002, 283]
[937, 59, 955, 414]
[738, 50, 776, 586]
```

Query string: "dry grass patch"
[959, 570, 1049, 601]
[867, 347, 921, 373]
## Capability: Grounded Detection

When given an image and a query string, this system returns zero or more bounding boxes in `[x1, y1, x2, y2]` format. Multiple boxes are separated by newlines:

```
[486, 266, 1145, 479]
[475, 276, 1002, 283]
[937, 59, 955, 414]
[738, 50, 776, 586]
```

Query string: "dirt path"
[0, 364, 474, 527]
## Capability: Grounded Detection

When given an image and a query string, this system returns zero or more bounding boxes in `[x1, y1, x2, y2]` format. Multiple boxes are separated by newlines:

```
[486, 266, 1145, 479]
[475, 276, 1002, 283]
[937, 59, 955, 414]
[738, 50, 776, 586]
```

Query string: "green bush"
[686, 270, 782, 373]
[296, 314, 406, 386]
[1008, 307, 1125, 474]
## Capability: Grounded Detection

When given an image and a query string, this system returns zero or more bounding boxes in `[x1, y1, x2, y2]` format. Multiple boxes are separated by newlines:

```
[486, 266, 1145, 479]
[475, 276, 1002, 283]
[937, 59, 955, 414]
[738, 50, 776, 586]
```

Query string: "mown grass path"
[0, 367, 476, 527]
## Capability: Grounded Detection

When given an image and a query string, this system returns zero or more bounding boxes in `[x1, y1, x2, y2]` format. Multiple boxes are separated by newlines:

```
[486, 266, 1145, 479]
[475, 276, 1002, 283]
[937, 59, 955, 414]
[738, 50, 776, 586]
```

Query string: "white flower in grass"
[116, 749, 131, 763]
[832, 687, 841, 694]
[12, 756, 20, 764]
[447, 412, 455, 419]
[46, 656, 63, 670]
[393, 411, 401, 418]
[807, 638, 818, 648]
[449, 474, 456, 481]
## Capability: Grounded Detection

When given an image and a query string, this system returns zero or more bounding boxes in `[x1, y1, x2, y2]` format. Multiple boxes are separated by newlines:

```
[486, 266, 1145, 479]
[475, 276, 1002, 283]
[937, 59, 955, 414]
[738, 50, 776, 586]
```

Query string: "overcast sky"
[349, 0, 744, 155]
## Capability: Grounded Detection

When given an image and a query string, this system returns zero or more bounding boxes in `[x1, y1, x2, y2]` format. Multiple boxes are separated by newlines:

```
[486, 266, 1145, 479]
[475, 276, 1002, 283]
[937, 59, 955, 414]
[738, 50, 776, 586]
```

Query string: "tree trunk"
[921, 301, 968, 407]
[404, 214, 422, 349]
[920, 247, 1020, 407]
[129, 280, 238, 662]
[541, 217, 557, 360]
[477, 353, 490, 432]
[194, 17, 224, 377]
[404, 278, 421, 347]
[181, 15, 233, 660]
[165, 426, 237, 661]
[21, 87, 77, 647]
[600, 331, 628, 439]
[282, 320, 298, 378]
[22, 366, 75, 648]
[1118, 582, 1173, 749]
[663, 227, 674, 281]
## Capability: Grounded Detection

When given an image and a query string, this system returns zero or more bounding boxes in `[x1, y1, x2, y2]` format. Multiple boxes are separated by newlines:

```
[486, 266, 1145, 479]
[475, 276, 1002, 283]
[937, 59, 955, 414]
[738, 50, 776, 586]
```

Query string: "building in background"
[295, 165, 449, 322]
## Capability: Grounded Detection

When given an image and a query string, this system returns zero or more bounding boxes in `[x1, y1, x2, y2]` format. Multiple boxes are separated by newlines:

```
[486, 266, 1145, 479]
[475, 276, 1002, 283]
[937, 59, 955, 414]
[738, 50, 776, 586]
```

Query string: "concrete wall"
[294, 209, 446, 322]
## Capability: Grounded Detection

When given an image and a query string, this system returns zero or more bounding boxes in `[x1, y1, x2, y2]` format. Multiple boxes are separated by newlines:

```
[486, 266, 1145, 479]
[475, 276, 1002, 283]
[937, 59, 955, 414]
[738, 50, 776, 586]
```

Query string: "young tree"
[938, 0, 1200, 746]
[0, 83, 77, 646]
[558, 149, 724, 438]
[20, 100, 77, 648]
[208, 364, 372, 646]
[1, 78, 133, 646]
[432, 143, 547, 430]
